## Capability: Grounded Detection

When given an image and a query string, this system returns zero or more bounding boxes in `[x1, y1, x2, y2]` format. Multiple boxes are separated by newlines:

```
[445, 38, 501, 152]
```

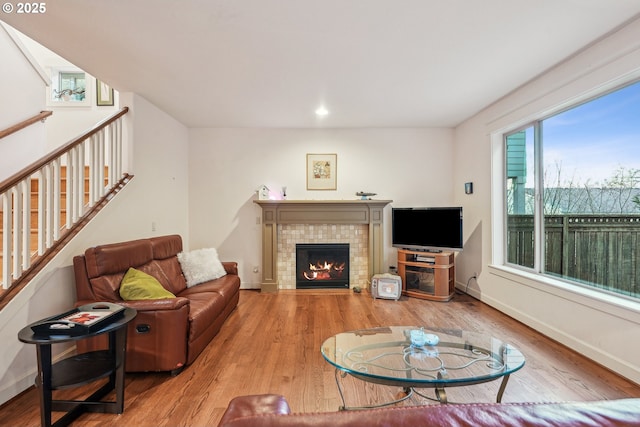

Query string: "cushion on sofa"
[155, 257, 189, 294]
[89, 273, 127, 301]
[178, 247, 227, 287]
[185, 291, 227, 339]
[119, 267, 176, 300]
[84, 239, 154, 277]
[179, 274, 240, 306]
[151, 234, 184, 260]
[150, 235, 188, 294]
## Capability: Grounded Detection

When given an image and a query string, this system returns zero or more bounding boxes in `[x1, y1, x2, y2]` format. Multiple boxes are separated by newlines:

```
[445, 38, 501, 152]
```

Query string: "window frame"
[496, 78, 640, 304]
[46, 66, 91, 107]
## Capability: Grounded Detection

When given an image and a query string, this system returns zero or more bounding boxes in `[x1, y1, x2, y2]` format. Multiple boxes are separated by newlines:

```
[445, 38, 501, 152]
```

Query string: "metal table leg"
[335, 369, 413, 410]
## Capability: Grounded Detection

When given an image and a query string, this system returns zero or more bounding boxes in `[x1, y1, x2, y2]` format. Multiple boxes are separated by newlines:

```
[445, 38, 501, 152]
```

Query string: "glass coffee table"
[321, 326, 525, 409]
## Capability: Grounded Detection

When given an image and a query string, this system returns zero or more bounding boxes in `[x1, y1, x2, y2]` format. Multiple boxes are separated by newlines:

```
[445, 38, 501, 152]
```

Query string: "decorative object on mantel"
[356, 191, 377, 200]
[257, 184, 288, 200]
[257, 185, 270, 200]
[307, 153, 337, 190]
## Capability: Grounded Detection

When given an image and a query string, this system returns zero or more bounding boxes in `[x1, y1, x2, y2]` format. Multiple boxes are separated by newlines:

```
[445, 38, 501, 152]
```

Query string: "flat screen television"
[392, 207, 463, 252]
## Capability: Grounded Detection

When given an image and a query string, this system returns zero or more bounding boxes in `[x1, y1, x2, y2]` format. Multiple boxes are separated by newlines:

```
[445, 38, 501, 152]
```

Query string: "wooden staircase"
[0, 106, 130, 306]
[0, 166, 104, 282]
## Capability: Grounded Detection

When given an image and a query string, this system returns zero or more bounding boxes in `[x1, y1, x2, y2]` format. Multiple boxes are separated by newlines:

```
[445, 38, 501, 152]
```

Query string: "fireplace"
[296, 243, 350, 289]
[254, 199, 392, 291]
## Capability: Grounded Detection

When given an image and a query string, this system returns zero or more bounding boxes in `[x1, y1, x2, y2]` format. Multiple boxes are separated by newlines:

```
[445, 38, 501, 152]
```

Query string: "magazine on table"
[61, 310, 114, 326]
[30, 302, 126, 335]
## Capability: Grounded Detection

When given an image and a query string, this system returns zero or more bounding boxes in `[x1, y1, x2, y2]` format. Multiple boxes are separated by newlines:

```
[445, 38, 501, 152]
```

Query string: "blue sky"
[526, 79, 640, 186]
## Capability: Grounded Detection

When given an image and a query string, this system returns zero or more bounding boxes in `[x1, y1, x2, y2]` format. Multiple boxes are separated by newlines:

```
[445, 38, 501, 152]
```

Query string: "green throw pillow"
[119, 267, 176, 300]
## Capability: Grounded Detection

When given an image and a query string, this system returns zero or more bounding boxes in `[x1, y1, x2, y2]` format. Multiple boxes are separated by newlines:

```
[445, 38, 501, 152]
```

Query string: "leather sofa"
[217, 394, 640, 426]
[73, 234, 240, 374]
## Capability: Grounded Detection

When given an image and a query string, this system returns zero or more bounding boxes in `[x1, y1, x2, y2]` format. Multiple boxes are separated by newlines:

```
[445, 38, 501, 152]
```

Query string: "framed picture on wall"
[96, 80, 114, 106]
[307, 153, 337, 190]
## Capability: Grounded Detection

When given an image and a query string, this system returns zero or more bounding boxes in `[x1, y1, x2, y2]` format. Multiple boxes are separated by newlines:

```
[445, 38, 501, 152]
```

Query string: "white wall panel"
[187, 127, 454, 287]
[453, 17, 640, 384]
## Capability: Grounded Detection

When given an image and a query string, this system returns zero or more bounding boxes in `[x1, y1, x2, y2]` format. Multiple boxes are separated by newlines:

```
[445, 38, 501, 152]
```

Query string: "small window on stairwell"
[46, 67, 90, 107]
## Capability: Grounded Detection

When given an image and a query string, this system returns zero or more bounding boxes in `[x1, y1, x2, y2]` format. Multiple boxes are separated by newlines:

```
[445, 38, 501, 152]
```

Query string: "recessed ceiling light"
[315, 106, 329, 116]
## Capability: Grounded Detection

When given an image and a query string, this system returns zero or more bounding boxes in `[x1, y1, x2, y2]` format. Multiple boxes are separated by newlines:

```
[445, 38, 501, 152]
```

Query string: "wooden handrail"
[0, 172, 133, 309]
[0, 110, 53, 140]
[1, 105, 131, 297]
[0, 107, 129, 195]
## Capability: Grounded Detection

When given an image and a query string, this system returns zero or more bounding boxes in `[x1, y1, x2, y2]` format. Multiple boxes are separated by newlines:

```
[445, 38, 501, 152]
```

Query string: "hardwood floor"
[2, 289, 639, 426]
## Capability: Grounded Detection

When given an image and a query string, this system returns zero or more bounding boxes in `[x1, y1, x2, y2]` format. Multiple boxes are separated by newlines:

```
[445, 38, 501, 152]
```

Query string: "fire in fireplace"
[296, 243, 350, 289]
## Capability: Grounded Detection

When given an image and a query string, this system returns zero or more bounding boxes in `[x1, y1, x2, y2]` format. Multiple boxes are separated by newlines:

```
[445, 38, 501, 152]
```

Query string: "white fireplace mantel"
[254, 199, 393, 292]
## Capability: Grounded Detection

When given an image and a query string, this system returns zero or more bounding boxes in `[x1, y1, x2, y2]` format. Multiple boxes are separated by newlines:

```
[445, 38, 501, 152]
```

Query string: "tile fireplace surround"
[254, 200, 392, 292]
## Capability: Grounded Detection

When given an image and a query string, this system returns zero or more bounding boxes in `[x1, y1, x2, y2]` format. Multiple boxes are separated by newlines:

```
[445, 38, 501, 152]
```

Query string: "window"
[505, 80, 640, 300]
[46, 67, 89, 106]
[55, 72, 85, 101]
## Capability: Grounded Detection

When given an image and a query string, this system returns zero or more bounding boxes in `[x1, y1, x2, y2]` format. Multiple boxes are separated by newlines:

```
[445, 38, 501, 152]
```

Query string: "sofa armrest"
[217, 397, 640, 427]
[76, 297, 190, 312]
[218, 395, 290, 426]
[117, 297, 190, 312]
[223, 262, 238, 276]
[75, 296, 191, 372]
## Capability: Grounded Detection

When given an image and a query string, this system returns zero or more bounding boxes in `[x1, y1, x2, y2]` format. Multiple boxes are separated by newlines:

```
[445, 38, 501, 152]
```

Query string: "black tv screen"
[392, 207, 463, 252]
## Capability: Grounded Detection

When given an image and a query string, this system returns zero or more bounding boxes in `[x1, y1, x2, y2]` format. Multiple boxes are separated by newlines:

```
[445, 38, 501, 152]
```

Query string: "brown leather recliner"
[73, 234, 240, 374]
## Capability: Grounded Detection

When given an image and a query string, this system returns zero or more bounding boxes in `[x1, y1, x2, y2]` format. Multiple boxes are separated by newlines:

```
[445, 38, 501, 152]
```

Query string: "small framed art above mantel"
[307, 153, 337, 190]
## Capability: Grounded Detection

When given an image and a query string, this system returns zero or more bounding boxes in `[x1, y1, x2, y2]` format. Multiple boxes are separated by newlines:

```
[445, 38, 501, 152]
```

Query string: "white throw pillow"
[177, 247, 227, 287]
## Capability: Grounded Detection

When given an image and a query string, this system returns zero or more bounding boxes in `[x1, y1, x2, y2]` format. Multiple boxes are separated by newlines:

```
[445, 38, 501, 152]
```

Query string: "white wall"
[188, 128, 454, 287]
[0, 92, 190, 406]
[454, 17, 640, 384]
[14, 27, 120, 151]
[0, 23, 119, 181]
[0, 24, 47, 181]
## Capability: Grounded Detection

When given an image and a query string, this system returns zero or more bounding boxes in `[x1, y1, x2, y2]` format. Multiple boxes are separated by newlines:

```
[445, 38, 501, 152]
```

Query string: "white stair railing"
[0, 107, 130, 292]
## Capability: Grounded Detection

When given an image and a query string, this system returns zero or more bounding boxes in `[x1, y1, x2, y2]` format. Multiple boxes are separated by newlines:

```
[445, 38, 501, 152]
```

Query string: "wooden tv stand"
[397, 249, 455, 301]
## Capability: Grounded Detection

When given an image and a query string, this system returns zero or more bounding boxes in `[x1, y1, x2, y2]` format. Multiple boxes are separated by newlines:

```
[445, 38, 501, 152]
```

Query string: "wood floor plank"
[1, 289, 639, 426]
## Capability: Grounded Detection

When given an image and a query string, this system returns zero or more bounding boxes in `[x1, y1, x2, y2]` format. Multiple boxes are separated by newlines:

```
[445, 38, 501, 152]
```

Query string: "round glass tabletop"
[321, 326, 525, 388]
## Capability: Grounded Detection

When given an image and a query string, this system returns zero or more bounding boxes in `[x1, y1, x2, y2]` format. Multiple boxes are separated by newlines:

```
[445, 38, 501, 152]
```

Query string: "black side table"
[18, 307, 137, 427]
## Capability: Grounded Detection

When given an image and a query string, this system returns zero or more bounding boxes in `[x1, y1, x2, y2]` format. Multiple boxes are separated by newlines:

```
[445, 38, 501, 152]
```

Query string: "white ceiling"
[3, 0, 640, 128]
